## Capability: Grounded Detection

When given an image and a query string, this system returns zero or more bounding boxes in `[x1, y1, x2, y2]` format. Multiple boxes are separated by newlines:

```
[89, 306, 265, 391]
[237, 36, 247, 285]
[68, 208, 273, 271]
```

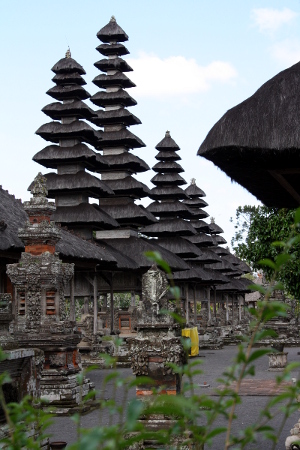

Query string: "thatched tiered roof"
[198, 61, 300, 208]
[91, 17, 155, 228]
[33, 50, 118, 236]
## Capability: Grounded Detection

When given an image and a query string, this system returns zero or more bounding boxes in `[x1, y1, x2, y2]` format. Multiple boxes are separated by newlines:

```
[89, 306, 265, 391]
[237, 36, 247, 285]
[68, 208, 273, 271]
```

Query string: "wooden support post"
[131, 291, 135, 307]
[93, 274, 98, 335]
[103, 293, 107, 308]
[110, 279, 114, 334]
[69, 276, 75, 322]
[238, 295, 242, 323]
[232, 294, 234, 323]
[213, 287, 217, 318]
[193, 285, 197, 327]
[225, 294, 229, 324]
[185, 283, 189, 325]
[207, 288, 211, 322]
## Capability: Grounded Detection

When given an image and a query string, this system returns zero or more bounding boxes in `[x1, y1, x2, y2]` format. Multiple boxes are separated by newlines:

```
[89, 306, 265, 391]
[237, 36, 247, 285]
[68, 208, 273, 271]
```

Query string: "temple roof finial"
[191, 178, 196, 185]
[110, 15, 116, 22]
[210, 217, 215, 224]
[165, 130, 170, 137]
[65, 47, 71, 59]
[31, 172, 48, 198]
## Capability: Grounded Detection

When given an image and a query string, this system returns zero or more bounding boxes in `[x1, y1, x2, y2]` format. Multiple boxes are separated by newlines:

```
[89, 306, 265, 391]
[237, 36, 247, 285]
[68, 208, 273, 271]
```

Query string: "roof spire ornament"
[165, 130, 170, 137]
[191, 178, 196, 185]
[110, 15, 116, 22]
[65, 47, 71, 58]
[31, 172, 48, 198]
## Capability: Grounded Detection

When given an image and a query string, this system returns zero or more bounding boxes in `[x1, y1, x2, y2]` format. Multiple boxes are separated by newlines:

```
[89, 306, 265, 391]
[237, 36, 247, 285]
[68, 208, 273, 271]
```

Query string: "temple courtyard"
[48, 345, 300, 449]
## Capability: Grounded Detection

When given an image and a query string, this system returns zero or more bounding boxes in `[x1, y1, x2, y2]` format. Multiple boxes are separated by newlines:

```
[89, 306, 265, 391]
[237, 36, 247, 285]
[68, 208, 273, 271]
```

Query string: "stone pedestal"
[268, 352, 288, 371]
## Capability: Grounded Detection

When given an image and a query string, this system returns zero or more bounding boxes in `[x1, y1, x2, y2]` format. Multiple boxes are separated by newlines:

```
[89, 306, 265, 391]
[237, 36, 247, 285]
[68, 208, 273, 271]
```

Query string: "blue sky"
[1, 0, 300, 246]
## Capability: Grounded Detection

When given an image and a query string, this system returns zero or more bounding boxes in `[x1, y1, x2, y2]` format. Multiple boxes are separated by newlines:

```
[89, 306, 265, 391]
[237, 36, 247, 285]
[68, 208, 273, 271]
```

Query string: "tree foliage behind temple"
[231, 205, 300, 298]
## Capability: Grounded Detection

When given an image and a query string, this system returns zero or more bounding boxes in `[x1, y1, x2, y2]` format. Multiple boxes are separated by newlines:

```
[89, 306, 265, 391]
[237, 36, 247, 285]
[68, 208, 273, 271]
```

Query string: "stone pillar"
[131, 291, 135, 307]
[238, 295, 242, 323]
[232, 294, 234, 323]
[110, 284, 114, 334]
[128, 265, 186, 433]
[69, 276, 75, 322]
[213, 287, 217, 318]
[103, 293, 108, 309]
[207, 288, 211, 322]
[93, 274, 98, 334]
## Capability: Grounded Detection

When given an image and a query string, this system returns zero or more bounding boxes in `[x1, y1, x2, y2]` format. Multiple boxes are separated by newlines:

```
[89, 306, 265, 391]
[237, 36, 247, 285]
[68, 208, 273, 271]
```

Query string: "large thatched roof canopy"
[198, 61, 300, 208]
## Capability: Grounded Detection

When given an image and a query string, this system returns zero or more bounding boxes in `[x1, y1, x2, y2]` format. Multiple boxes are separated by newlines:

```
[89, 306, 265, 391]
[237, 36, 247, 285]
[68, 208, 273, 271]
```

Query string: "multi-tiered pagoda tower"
[90, 17, 156, 229]
[33, 50, 119, 239]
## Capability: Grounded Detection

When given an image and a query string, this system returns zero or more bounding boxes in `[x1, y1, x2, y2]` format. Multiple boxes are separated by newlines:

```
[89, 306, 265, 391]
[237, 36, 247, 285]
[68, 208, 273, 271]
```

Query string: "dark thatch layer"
[156, 237, 202, 258]
[173, 266, 214, 283]
[94, 57, 133, 73]
[97, 18, 129, 43]
[205, 260, 236, 273]
[100, 202, 157, 226]
[52, 203, 119, 229]
[236, 260, 251, 273]
[46, 85, 90, 101]
[90, 89, 136, 108]
[187, 209, 209, 220]
[222, 254, 244, 266]
[57, 229, 117, 267]
[93, 72, 135, 89]
[190, 220, 210, 233]
[100, 236, 189, 272]
[100, 129, 145, 149]
[101, 153, 149, 173]
[184, 248, 222, 264]
[186, 233, 214, 247]
[104, 176, 151, 198]
[34, 171, 114, 198]
[212, 246, 230, 256]
[146, 201, 195, 219]
[150, 173, 187, 186]
[212, 235, 227, 245]
[198, 61, 300, 208]
[155, 132, 180, 151]
[185, 182, 206, 198]
[209, 222, 224, 234]
[51, 57, 85, 75]
[200, 268, 229, 284]
[155, 151, 181, 161]
[152, 161, 184, 173]
[149, 186, 188, 200]
[96, 43, 129, 57]
[35, 121, 101, 145]
[0, 187, 27, 252]
[52, 72, 86, 86]
[182, 197, 208, 208]
[33, 143, 109, 171]
[216, 278, 252, 293]
[141, 218, 197, 237]
[91, 108, 141, 126]
[42, 101, 96, 120]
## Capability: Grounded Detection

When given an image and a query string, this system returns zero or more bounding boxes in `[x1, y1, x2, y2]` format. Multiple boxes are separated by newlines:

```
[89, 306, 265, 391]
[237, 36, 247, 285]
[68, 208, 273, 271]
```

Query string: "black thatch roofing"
[186, 233, 214, 247]
[94, 57, 133, 73]
[198, 61, 300, 208]
[100, 202, 157, 226]
[100, 129, 145, 149]
[46, 85, 90, 101]
[149, 186, 188, 200]
[205, 259, 236, 273]
[35, 171, 114, 198]
[150, 173, 187, 186]
[212, 246, 230, 256]
[33, 143, 109, 171]
[152, 161, 184, 173]
[173, 266, 214, 284]
[156, 237, 202, 258]
[185, 181, 206, 198]
[52, 72, 86, 86]
[141, 218, 197, 237]
[146, 200, 195, 219]
[51, 57, 85, 75]
[96, 43, 129, 57]
[97, 17, 129, 43]
[187, 209, 209, 220]
[155, 131, 180, 151]
[90, 89, 136, 108]
[0, 187, 27, 253]
[91, 108, 140, 126]
[190, 219, 210, 233]
[182, 197, 208, 208]
[52, 203, 119, 229]
[184, 248, 221, 264]
[101, 152, 149, 173]
[104, 176, 150, 198]
[212, 235, 227, 245]
[35, 121, 101, 145]
[42, 101, 96, 120]
[215, 278, 252, 293]
[93, 72, 135, 89]
[100, 236, 189, 272]
[209, 222, 224, 234]
[155, 151, 181, 161]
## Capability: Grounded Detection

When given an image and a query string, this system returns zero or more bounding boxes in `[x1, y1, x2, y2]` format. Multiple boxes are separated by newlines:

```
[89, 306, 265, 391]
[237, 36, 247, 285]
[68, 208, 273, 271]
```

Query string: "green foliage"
[231, 205, 300, 297]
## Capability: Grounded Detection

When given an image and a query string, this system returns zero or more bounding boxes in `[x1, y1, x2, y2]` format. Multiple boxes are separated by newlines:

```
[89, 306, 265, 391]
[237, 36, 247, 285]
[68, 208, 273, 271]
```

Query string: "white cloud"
[271, 38, 300, 65]
[251, 7, 298, 33]
[127, 52, 237, 97]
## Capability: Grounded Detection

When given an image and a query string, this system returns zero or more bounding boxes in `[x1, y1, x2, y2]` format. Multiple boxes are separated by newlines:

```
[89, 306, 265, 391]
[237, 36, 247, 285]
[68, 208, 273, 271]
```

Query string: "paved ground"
[48, 346, 300, 449]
